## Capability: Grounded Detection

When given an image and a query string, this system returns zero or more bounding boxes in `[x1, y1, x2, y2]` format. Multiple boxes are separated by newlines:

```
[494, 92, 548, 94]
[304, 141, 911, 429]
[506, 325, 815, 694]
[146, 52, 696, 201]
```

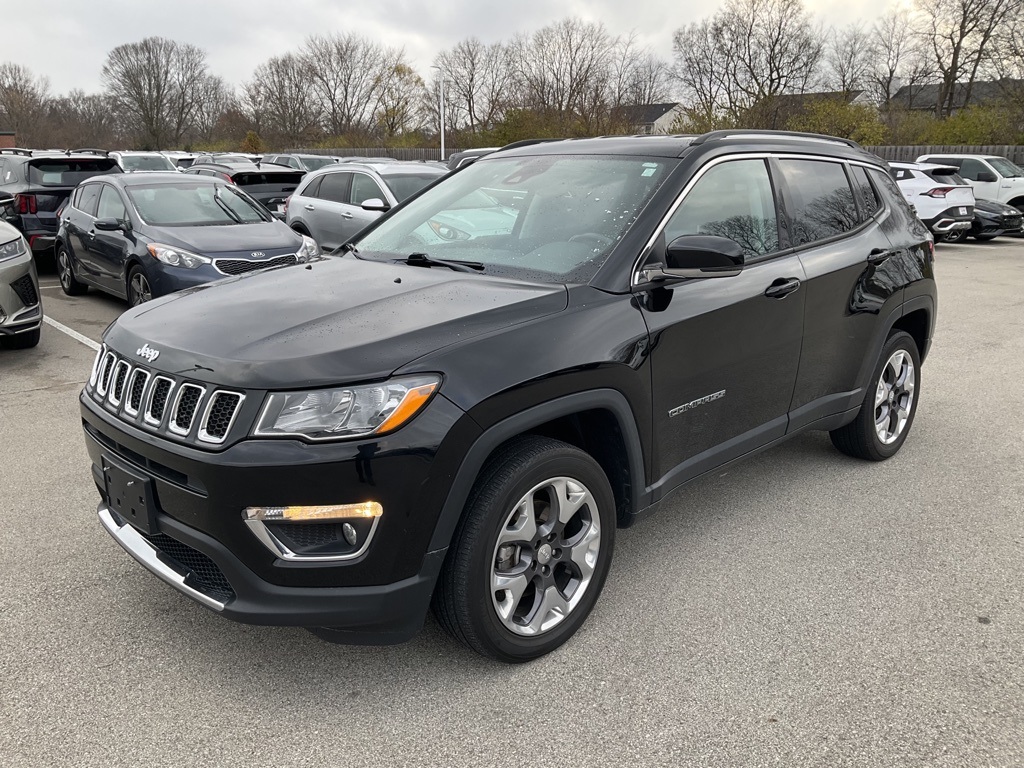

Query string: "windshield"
[126, 181, 269, 226]
[301, 156, 337, 171]
[122, 155, 176, 171]
[28, 159, 119, 186]
[988, 157, 1023, 178]
[354, 155, 673, 283]
[382, 171, 446, 202]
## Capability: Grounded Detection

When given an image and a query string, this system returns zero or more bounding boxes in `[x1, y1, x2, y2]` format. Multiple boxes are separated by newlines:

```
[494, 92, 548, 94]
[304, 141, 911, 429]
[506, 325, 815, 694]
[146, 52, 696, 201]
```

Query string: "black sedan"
[944, 198, 1023, 242]
[55, 173, 320, 306]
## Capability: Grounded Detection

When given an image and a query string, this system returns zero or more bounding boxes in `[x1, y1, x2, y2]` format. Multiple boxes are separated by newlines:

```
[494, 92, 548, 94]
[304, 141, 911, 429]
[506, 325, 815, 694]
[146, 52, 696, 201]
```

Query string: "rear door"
[780, 159, 907, 430]
[67, 183, 103, 280]
[307, 171, 352, 250]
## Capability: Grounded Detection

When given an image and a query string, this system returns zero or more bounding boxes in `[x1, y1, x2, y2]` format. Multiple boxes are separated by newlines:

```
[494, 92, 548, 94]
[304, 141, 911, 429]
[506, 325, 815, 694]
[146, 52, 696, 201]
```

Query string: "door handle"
[764, 277, 801, 299]
[304, 204, 315, 211]
[868, 248, 891, 265]
[341, 212, 354, 219]
[86, 230, 96, 238]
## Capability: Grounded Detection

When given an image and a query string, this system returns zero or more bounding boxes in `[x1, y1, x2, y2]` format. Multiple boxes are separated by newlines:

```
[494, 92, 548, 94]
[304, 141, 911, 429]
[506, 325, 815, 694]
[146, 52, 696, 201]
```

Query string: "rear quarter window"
[28, 159, 119, 187]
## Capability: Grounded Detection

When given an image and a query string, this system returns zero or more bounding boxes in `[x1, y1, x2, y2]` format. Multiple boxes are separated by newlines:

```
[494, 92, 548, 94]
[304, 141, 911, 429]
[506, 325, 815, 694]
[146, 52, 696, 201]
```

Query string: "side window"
[71, 186, 82, 209]
[890, 168, 913, 182]
[349, 173, 386, 206]
[97, 186, 128, 221]
[869, 168, 918, 220]
[958, 159, 988, 181]
[777, 159, 857, 246]
[663, 159, 779, 258]
[300, 175, 323, 198]
[0, 159, 8, 184]
[77, 184, 102, 217]
[850, 166, 881, 221]
[318, 172, 350, 203]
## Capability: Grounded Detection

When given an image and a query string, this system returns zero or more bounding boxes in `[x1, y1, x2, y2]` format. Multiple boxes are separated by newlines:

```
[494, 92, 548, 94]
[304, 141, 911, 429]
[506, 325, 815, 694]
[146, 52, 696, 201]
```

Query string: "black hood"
[104, 257, 568, 389]
[973, 198, 1019, 216]
[143, 220, 302, 256]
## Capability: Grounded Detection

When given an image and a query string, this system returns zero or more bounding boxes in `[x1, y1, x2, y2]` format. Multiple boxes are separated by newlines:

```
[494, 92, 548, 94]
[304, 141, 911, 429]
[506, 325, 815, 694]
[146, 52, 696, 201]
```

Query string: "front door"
[92, 184, 131, 294]
[639, 157, 806, 491]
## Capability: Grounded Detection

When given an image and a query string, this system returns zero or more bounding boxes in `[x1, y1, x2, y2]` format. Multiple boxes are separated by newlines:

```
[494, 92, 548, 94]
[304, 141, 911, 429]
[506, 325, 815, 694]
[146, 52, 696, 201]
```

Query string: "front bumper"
[0, 248, 42, 332]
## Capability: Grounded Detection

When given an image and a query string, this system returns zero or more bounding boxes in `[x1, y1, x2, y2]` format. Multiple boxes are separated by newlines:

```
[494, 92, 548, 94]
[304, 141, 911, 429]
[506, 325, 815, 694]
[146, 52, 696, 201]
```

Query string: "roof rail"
[0, 147, 34, 156]
[690, 130, 861, 149]
[496, 138, 565, 152]
[68, 147, 110, 156]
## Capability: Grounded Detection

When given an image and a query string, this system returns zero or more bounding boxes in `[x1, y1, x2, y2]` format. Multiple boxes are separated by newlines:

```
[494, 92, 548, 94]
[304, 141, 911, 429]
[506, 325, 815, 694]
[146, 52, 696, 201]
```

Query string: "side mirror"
[94, 217, 127, 232]
[976, 171, 998, 183]
[361, 197, 390, 212]
[639, 235, 744, 283]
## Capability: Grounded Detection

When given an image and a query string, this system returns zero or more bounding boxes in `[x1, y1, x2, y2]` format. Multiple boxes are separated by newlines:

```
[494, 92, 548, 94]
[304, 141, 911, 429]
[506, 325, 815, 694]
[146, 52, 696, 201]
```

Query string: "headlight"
[297, 234, 321, 261]
[428, 220, 471, 241]
[0, 237, 27, 263]
[147, 243, 211, 269]
[253, 374, 441, 441]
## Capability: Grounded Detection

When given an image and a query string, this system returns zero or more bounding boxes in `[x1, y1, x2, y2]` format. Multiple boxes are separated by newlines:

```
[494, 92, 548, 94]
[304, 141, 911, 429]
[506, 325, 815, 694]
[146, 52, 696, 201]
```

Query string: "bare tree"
[102, 37, 213, 148]
[302, 34, 395, 136]
[432, 38, 515, 135]
[920, 0, 1024, 117]
[243, 54, 322, 147]
[826, 24, 873, 94]
[46, 90, 121, 148]
[0, 63, 50, 146]
[374, 61, 424, 138]
[191, 76, 231, 146]
[868, 9, 935, 106]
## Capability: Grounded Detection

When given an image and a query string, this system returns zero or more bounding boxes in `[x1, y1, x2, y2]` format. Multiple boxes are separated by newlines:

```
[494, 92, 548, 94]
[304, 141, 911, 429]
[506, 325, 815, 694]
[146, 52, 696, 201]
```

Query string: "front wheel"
[830, 330, 921, 461]
[433, 436, 616, 662]
[127, 266, 152, 307]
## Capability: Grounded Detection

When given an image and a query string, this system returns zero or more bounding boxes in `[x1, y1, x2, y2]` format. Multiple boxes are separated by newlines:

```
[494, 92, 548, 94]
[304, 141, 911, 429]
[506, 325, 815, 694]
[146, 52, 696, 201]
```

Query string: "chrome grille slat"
[88, 350, 244, 445]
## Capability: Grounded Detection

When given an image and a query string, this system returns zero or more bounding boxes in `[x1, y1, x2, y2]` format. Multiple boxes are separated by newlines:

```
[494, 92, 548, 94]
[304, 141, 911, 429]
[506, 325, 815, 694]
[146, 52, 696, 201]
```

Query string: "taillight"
[218, 173, 235, 184]
[283, 196, 290, 215]
[15, 193, 37, 214]
[923, 187, 955, 198]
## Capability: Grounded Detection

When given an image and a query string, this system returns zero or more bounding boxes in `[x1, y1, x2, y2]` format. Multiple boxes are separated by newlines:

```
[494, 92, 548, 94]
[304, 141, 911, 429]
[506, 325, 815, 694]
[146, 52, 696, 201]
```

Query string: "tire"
[942, 229, 968, 243]
[830, 330, 921, 461]
[57, 246, 88, 296]
[126, 265, 152, 307]
[0, 327, 40, 349]
[433, 435, 616, 662]
[973, 234, 998, 241]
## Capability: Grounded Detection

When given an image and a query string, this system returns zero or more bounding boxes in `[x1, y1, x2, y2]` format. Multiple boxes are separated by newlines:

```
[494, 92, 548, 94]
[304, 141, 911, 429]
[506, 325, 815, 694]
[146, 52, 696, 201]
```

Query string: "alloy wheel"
[129, 272, 152, 306]
[58, 251, 72, 290]
[874, 350, 915, 445]
[490, 476, 601, 636]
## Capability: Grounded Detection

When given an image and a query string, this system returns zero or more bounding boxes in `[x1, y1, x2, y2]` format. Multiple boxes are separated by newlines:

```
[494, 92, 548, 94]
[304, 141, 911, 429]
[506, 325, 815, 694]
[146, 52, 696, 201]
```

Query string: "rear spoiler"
[68, 148, 109, 156]
[0, 148, 34, 156]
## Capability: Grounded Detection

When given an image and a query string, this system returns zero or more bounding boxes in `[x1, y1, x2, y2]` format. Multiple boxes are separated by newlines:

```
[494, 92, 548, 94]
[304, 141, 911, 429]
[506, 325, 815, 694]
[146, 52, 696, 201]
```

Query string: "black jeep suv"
[80, 131, 936, 662]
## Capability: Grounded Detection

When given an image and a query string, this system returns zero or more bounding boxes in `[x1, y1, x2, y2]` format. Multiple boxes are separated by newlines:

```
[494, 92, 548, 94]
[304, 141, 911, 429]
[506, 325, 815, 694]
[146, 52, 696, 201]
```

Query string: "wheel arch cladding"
[427, 390, 647, 553]
[892, 307, 931, 363]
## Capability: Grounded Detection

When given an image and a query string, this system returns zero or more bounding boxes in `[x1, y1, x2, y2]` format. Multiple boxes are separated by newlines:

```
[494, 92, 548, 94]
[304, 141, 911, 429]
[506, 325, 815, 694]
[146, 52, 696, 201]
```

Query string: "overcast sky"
[9, 0, 893, 94]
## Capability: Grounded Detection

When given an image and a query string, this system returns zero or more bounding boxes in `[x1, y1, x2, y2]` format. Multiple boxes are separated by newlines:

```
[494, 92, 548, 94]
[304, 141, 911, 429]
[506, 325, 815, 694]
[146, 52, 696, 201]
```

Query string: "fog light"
[244, 502, 383, 522]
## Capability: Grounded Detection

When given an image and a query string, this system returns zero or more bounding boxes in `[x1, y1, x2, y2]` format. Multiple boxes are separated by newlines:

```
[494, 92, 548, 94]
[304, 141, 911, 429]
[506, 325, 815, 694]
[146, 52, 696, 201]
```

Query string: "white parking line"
[43, 316, 101, 351]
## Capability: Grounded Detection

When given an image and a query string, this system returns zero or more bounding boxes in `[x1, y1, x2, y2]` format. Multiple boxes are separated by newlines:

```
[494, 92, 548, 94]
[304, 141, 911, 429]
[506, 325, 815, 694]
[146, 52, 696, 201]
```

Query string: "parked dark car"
[56, 173, 319, 306]
[943, 197, 1023, 242]
[0, 148, 121, 254]
[81, 131, 936, 662]
[185, 162, 306, 219]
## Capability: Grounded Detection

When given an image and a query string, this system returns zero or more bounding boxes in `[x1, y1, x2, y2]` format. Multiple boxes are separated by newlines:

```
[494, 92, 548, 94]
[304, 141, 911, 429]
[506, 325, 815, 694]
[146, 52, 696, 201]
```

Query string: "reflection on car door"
[91, 185, 131, 295]
[68, 184, 103, 281]
[341, 172, 388, 239]
[308, 171, 351, 250]
[641, 158, 806, 490]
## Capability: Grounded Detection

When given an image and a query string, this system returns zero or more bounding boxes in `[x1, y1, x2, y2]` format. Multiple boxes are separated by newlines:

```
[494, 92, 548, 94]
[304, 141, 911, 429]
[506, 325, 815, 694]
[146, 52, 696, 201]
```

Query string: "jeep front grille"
[86, 348, 246, 447]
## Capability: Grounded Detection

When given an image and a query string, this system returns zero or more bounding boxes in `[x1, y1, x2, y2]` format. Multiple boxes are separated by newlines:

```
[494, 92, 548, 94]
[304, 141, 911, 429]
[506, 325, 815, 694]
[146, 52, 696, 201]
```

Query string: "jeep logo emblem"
[251, 251, 265, 258]
[136, 343, 160, 363]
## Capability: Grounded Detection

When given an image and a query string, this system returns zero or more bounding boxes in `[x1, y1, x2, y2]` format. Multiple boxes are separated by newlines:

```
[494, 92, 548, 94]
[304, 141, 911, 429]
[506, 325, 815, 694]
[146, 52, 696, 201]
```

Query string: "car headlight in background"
[297, 234, 321, 261]
[253, 375, 441, 441]
[428, 220, 471, 241]
[0, 236, 27, 263]
[147, 243, 212, 269]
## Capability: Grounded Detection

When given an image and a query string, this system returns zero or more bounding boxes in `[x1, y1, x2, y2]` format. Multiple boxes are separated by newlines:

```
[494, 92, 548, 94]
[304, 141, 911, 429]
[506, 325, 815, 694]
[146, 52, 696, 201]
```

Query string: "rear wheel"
[57, 246, 88, 296]
[830, 330, 921, 461]
[433, 436, 616, 662]
[127, 266, 152, 307]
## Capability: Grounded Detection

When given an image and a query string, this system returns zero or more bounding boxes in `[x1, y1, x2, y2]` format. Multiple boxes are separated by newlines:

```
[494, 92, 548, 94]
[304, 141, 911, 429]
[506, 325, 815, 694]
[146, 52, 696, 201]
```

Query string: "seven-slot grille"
[88, 346, 245, 446]
[214, 254, 297, 276]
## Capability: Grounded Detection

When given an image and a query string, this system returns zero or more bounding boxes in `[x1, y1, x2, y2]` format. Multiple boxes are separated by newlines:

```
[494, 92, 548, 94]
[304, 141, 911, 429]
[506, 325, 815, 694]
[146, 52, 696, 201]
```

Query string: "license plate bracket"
[103, 456, 158, 535]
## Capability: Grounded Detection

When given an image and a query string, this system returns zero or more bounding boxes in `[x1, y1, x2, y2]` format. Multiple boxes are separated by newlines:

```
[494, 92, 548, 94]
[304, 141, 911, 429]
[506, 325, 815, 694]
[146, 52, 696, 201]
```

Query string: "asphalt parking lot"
[2, 240, 1022, 768]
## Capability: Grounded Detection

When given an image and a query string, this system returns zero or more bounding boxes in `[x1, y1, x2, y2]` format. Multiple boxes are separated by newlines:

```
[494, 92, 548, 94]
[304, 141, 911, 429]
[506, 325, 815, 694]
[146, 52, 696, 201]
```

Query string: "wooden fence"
[289, 147, 455, 162]
[866, 145, 1024, 164]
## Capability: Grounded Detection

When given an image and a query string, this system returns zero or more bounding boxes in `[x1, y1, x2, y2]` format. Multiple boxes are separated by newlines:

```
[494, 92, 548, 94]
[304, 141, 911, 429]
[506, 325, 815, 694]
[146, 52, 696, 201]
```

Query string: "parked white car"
[916, 154, 1024, 213]
[109, 151, 179, 173]
[889, 161, 975, 237]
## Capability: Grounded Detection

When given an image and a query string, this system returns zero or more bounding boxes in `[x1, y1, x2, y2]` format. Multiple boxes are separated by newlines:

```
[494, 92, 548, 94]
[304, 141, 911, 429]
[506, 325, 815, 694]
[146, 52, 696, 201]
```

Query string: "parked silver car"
[0, 214, 42, 349]
[286, 162, 447, 250]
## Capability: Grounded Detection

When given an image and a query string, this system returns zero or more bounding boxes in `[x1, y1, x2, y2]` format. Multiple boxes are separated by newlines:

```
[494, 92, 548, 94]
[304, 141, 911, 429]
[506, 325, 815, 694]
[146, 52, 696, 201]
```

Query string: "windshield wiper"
[336, 242, 361, 257]
[212, 187, 243, 223]
[402, 252, 485, 273]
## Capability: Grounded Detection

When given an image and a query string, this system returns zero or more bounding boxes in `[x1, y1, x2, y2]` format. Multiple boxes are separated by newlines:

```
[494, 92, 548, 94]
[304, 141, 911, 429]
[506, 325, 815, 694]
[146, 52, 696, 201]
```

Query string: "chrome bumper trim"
[98, 504, 227, 611]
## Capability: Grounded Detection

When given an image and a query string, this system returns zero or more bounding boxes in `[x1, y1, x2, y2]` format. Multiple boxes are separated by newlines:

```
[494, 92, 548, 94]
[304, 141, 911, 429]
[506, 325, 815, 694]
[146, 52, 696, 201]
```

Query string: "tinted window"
[778, 159, 857, 246]
[77, 184, 101, 216]
[869, 168, 918, 220]
[959, 159, 990, 181]
[96, 186, 127, 220]
[299, 175, 323, 198]
[890, 168, 913, 181]
[664, 158, 778, 258]
[382, 172, 445, 202]
[350, 173, 386, 205]
[318, 172, 350, 203]
[850, 166, 881, 221]
[28, 159, 119, 186]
